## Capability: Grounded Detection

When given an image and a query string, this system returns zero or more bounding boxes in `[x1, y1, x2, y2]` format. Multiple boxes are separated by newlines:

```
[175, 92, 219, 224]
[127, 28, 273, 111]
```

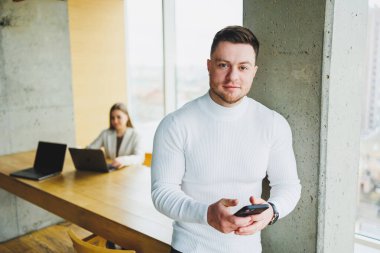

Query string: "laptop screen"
[34, 141, 67, 174]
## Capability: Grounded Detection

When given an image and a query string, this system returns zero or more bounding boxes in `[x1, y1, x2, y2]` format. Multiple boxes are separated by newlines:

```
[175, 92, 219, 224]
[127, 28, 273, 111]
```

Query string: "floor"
[0, 221, 90, 253]
[2, 222, 380, 253]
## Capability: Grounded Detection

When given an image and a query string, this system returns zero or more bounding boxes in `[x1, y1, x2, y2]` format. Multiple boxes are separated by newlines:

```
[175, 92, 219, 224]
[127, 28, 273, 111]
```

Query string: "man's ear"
[207, 59, 211, 72]
[252, 65, 258, 78]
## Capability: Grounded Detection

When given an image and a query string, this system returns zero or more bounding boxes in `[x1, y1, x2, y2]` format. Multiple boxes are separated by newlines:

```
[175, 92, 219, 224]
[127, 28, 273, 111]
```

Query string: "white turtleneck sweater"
[151, 92, 301, 253]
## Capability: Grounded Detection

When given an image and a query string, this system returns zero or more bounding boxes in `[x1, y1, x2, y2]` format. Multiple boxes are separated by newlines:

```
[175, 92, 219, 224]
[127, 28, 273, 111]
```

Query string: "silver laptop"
[10, 141, 67, 181]
[69, 148, 116, 172]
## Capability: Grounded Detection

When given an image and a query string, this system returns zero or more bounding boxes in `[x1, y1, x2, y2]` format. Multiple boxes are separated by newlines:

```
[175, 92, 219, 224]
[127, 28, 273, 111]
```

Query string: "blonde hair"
[109, 103, 134, 129]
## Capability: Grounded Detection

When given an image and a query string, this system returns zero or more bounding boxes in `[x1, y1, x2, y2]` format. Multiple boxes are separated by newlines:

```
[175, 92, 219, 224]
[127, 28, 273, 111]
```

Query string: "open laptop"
[69, 148, 117, 172]
[10, 141, 67, 181]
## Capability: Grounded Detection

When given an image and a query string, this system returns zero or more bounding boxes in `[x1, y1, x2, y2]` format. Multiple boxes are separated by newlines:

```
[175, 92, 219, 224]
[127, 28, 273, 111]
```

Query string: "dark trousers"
[170, 247, 182, 253]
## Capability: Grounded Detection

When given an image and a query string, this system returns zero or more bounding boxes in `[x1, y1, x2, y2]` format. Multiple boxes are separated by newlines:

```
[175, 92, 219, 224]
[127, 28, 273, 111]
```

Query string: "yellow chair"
[68, 230, 136, 253]
[143, 153, 152, 167]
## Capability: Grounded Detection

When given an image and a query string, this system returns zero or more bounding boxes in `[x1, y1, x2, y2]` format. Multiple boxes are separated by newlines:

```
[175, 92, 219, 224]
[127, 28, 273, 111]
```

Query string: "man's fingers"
[249, 196, 266, 204]
[221, 198, 238, 207]
[208, 198, 245, 234]
[235, 220, 266, 235]
[235, 225, 257, 235]
[229, 216, 252, 227]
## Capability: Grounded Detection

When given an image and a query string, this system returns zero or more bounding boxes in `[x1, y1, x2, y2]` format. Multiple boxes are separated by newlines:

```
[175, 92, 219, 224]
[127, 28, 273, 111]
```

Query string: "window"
[124, 0, 164, 152]
[175, 0, 242, 107]
[125, 0, 242, 152]
[356, 1, 380, 251]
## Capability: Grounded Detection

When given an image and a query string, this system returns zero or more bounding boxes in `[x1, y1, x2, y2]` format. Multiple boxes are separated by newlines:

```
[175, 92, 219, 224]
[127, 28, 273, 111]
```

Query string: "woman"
[87, 103, 144, 168]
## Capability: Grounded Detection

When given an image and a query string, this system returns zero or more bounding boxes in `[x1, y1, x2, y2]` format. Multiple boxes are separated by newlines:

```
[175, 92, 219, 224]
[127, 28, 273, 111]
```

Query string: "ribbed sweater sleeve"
[151, 114, 209, 224]
[267, 113, 301, 218]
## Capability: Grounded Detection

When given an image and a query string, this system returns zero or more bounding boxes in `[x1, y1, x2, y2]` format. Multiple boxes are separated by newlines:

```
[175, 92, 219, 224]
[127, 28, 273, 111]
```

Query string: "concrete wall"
[318, 0, 367, 252]
[244, 0, 367, 252]
[244, 1, 325, 251]
[0, 0, 75, 242]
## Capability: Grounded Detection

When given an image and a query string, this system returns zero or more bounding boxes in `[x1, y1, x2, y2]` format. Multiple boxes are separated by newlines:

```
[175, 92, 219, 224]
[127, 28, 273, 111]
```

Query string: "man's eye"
[240, 65, 249, 70]
[218, 63, 228, 68]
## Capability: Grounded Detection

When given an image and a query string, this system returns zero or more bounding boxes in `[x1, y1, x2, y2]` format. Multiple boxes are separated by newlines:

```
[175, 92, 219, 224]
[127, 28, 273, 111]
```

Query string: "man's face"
[207, 41, 258, 107]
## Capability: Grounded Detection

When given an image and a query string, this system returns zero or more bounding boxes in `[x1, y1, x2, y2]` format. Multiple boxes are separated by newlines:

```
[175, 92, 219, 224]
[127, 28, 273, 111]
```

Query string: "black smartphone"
[234, 204, 270, 217]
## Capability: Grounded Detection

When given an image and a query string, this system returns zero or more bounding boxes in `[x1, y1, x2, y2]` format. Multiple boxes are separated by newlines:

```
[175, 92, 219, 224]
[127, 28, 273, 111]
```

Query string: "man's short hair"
[210, 26, 259, 61]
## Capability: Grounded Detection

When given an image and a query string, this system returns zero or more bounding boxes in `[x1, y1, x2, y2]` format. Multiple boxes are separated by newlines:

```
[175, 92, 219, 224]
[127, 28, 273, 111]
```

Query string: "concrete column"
[318, 1, 367, 252]
[244, 0, 367, 252]
[0, 0, 75, 241]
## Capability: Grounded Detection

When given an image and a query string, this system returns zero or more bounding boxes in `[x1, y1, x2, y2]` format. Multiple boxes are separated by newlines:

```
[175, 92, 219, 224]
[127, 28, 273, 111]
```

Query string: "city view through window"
[174, 1, 242, 108]
[125, 0, 242, 152]
[356, 0, 380, 245]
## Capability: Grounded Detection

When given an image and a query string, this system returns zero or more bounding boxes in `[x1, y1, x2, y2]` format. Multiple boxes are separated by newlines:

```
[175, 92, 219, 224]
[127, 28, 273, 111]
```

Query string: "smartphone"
[234, 204, 270, 217]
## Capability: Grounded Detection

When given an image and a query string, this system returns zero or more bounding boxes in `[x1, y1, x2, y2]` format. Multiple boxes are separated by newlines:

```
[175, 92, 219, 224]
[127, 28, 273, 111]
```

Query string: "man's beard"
[210, 86, 245, 105]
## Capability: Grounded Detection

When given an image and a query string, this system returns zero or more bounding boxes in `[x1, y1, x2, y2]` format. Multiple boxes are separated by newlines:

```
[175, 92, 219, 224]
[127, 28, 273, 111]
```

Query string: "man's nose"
[228, 67, 239, 81]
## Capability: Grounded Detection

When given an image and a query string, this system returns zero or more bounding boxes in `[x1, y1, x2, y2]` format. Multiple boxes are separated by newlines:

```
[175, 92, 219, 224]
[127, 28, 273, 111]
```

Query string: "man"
[151, 26, 301, 253]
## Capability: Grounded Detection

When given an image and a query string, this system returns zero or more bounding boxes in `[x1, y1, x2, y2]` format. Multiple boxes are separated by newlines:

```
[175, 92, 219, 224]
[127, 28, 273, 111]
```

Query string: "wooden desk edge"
[0, 173, 170, 253]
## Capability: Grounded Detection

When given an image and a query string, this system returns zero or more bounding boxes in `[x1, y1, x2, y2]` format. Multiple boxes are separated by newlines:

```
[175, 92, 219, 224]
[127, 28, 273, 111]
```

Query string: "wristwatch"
[268, 202, 279, 225]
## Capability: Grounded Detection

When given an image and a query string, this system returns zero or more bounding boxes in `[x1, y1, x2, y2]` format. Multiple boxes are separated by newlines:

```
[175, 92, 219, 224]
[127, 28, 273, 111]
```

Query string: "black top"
[116, 135, 124, 157]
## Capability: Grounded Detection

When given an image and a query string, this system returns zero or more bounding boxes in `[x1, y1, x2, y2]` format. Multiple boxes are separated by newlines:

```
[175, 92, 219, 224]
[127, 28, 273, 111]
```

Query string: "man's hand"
[207, 198, 252, 234]
[234, 196, 274, 235]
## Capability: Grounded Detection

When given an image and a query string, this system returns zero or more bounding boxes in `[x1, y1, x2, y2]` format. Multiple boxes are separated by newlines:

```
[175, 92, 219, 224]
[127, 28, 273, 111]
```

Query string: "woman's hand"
[111, 159, 123, 169]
